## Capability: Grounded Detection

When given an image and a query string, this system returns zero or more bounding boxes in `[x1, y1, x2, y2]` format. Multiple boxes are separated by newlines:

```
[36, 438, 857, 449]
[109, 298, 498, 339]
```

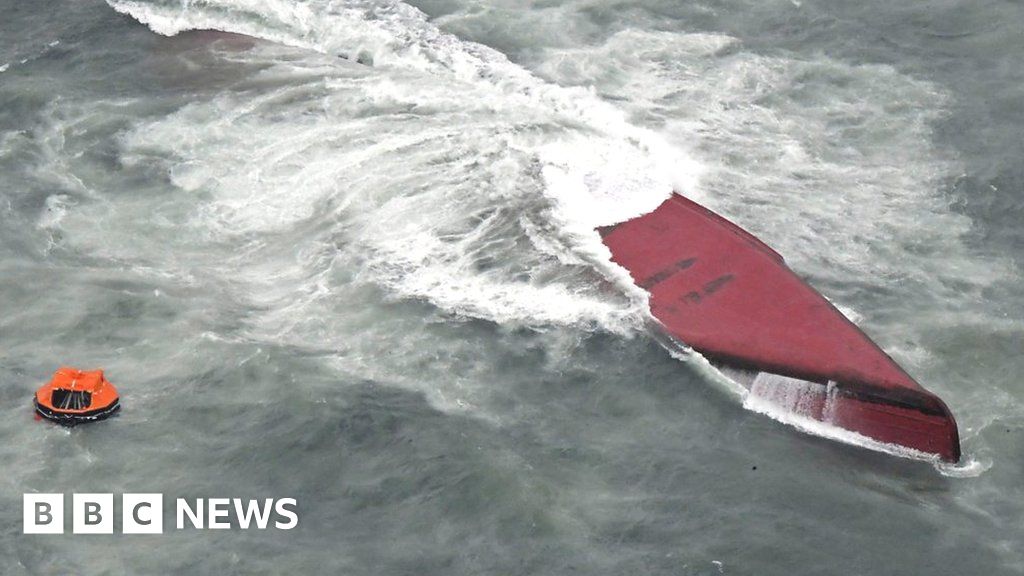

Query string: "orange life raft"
[34, 367, 120, 424]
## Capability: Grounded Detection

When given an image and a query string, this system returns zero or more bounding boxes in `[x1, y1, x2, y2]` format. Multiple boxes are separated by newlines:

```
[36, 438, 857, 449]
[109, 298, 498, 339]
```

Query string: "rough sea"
[1, 0, 1022, 574]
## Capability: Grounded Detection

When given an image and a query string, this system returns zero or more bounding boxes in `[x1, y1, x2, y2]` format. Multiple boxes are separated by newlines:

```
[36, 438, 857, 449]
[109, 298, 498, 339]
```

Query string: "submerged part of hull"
[600, 193, 960, 462]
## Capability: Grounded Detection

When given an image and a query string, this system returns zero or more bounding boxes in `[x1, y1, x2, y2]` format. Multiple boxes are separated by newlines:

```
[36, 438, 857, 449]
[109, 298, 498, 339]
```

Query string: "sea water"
[1, 0, 1022, 573]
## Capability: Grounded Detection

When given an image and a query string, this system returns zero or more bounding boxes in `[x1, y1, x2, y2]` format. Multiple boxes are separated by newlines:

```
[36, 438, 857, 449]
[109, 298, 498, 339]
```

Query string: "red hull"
[600, 194, 960, 462]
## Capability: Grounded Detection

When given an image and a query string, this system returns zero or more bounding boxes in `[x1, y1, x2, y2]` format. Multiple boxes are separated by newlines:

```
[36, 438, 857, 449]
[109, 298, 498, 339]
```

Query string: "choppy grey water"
[1, 0, 1023, 574]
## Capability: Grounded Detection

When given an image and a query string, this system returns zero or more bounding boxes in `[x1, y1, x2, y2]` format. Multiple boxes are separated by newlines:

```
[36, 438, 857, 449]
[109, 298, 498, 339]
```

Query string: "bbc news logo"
[24, 494, 298, 534]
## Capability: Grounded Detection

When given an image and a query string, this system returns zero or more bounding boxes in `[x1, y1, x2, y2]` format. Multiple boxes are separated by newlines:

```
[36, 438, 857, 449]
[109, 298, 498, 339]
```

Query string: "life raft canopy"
[34, 367, 120, 425]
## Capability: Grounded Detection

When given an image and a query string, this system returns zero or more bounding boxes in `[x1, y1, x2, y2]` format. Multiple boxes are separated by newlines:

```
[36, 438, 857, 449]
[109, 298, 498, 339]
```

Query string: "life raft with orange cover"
[34, 367, 120, 424]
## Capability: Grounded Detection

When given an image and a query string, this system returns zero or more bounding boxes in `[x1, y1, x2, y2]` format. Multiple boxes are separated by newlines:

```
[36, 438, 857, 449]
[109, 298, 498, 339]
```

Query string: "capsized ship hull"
[599, 193, 960, 462]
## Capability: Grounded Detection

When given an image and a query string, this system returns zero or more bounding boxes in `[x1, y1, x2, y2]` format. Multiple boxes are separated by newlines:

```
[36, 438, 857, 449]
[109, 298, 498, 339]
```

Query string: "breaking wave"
[90, 0, 1014, 460]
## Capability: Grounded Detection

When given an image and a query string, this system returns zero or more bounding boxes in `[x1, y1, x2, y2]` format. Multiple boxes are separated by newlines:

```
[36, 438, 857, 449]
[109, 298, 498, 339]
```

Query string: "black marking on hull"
[703, 274, 734, 295]
[680, 274, 735, 304]
[639, 258, 697, 290]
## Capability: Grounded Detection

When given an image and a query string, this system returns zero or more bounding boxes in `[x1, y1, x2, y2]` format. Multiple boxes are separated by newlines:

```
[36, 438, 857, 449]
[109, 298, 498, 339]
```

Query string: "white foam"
[664, 339, 989, 474]
[38, 194, 74, 229]
[535, 28, 1017, 464]
[746, 372, 992, 475]
[744, 387, 991, 476]
[100, 0, 1014, 457]
[537, 28, 1012, 303]
[102, 0, 706, 338]
[538, 137, 675, 229]
[743, 390, 940, 461]
[107, 0, 1000, 340]
[106, 0, 701, 214]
